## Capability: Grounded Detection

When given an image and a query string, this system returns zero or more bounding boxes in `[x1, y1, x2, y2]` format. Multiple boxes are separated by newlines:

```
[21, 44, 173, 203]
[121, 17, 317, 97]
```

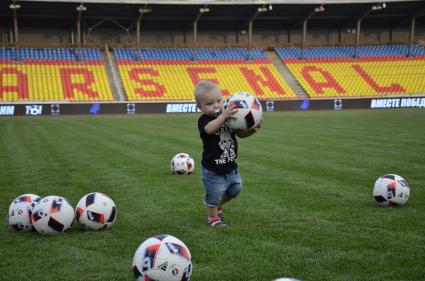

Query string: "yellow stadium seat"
[116, 60, 296, 101]
[0, 59, 113, 102]
[284, 57, 425, 98]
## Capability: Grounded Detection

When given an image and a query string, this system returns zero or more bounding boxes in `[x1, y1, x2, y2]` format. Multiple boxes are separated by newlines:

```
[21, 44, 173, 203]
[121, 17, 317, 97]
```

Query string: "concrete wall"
[2, 26, 424, 48]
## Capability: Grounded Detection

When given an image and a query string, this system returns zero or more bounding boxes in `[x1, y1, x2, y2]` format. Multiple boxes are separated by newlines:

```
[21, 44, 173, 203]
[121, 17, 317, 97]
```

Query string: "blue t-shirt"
[198, 114, 238, 175]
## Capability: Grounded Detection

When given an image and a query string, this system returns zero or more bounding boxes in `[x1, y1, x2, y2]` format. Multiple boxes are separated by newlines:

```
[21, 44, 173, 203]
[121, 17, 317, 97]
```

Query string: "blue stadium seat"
[113, 48, 267, 61]
[0, 47, 102, 61]
[275, 45, 425, 60]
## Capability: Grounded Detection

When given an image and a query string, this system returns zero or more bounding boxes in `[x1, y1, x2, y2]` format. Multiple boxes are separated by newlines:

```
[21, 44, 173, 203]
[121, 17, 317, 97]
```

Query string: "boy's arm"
[204, 114, 227, 135]
[204, 107, 238, 135]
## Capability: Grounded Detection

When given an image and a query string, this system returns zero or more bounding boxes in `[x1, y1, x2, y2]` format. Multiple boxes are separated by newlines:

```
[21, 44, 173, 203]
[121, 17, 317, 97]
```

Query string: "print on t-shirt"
[215, 126, 236, 165]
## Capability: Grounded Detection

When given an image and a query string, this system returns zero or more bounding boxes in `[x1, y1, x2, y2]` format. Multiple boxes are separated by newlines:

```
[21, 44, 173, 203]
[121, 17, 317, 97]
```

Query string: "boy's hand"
[204, 103, 238, 135]
[221, 104, 238, 120]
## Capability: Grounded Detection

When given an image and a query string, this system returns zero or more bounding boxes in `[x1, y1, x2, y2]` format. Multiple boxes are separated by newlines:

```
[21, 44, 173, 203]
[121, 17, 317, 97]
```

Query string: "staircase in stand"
[103, 46, 126, 101]
[267, 51, 308, 99]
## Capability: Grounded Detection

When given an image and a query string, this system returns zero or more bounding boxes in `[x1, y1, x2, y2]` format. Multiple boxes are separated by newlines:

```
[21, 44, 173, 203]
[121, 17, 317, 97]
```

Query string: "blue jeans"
[201, 165, 243, 207]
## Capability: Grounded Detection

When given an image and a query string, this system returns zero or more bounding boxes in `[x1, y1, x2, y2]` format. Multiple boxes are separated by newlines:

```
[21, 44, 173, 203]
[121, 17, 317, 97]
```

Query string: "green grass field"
[1, 109, 425, 281]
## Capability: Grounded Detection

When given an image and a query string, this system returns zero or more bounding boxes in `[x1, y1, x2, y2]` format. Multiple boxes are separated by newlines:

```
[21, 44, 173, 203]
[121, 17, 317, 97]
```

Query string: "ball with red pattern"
[32, 195, 74, 235]
[133, 234, 192, 281]
[75, 192, 117, 230]
[373, 174, 410, 207]
[224, 92, 263, 131]
[170, 153, 195, 175]
[8, 194, 41, 232]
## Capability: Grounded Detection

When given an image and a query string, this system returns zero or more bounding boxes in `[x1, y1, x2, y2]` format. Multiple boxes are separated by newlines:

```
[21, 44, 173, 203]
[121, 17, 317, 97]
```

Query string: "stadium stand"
[0, 48, 113, 102]
[115, 48, 297, 101]
[2, 45, 424, 102]
[276, 45, 425, 98]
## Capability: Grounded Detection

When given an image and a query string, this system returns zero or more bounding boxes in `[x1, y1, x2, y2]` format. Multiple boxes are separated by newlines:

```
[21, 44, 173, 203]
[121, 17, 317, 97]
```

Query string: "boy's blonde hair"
[194, 80, 221, 107]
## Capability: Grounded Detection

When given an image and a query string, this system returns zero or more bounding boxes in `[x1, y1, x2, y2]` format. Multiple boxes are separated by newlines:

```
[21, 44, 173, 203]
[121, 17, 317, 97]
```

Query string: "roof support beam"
[354, 3, 384, 58]
[192, 5, 209, 61]
[247, 5, 269, 60]
[301, 5, 325, 59]
[407, 16, 416, 57]
[76, 3, 87, 61]
[10, 0, 21, 60]
[135, 6, 152, 60]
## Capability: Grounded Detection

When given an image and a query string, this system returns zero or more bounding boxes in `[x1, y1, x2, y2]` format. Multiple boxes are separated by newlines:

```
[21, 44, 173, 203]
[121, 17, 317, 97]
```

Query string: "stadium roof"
[1, 0, 424, 32]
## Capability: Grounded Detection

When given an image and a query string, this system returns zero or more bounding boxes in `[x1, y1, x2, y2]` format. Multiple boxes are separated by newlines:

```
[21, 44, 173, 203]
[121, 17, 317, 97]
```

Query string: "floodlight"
[139, 8, 152, 13]
[76, 4, 87, 12]
[372, 4, 383, 10]
[314, 6, 325, 13]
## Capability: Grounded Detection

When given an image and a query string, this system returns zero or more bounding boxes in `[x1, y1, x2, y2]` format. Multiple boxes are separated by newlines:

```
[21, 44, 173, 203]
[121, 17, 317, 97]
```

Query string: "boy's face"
[198, 90, 223, 117]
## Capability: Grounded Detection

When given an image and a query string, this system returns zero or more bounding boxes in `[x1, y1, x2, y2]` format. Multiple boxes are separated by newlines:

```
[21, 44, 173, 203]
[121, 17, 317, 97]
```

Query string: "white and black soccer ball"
[224, 92, 263, 131]
[373, 174, 410, 207]
[8, 194, 41, 232]
[133, 234, 192, 281]
[75, 192, 117, 230]
[31, 195, 75, 235]
[170, 153, 195, 175]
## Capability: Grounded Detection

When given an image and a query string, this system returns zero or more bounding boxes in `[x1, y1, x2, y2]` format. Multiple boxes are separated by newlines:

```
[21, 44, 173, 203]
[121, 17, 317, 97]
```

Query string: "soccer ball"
[8, 194, 41, 232]
[170, 153, 195, 175]
[132, 234, 192, 281]
[373, 174, 410, 207]
[31, 195, 75, 235]
[75, 192, 117, 230]
[272, 278, 302, 281]
[224, 92, 263, 131]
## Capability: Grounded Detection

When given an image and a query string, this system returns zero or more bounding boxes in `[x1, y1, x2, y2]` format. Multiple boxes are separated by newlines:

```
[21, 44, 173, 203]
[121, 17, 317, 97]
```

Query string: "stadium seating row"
[0, 61, 113, 101]
[117, 61, 296, 101]
[280, 59, 425, 98]
[275, 45, 425, 59]
[1, 46, 424, 101]
[0, 48, 102, 61]
[114, 48, 267, 61]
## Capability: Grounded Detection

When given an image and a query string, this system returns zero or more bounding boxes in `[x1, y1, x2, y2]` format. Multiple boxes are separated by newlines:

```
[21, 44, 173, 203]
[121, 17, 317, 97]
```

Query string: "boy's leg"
[217, 195, 232, 222]
[220, 194, 232, 204]
[218, 171, 243, 222]
[203, 186, 226, 226]
[217, 205, 224, 221]
[207, 205, 218, 219]
[206, 205, 224, 226]
[202, 166, 228, 227]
